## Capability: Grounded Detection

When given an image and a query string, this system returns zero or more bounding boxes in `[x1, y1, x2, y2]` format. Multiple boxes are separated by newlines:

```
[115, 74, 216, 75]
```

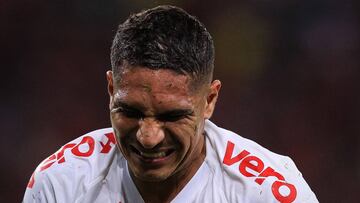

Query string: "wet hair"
[110, 5, 215, 84]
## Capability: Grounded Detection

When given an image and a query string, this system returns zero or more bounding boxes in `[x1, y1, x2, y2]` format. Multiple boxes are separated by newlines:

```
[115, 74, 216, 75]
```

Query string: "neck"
[130, 136, 206, 203]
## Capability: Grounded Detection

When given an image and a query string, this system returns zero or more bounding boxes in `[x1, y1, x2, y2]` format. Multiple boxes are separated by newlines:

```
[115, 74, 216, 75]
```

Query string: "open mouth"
[130, 146, 175, 160]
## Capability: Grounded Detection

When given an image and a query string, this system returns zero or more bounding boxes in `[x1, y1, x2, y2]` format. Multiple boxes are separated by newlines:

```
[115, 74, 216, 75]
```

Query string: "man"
[23, 5, 318, 203]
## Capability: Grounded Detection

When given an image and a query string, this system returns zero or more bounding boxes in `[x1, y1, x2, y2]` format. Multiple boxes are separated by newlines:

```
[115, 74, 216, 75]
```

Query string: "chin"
[133, 169, 172, 182]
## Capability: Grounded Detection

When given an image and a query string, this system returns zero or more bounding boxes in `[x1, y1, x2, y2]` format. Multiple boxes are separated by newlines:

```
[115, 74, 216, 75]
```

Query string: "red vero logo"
[27, 132, 116, 188]
[223, 141, 297, 203]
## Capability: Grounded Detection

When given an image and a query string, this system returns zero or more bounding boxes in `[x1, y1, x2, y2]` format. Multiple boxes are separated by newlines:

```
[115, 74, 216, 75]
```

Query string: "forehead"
[113, 67, 204, 112]
[113, 67, 205, 109]
[116, 67, 192, 93]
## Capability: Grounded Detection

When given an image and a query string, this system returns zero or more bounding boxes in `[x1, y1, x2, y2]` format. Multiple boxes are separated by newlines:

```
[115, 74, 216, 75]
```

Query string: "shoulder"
[23, 128, 123, 202]
[204, 120, 318, 203]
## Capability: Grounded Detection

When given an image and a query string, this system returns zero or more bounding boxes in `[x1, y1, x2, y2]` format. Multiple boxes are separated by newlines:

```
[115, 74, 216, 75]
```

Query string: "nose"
[136, 117, 165, 149]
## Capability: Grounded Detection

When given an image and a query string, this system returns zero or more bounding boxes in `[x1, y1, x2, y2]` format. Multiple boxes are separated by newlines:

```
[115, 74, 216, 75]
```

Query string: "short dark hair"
[110, 5, 215, 84]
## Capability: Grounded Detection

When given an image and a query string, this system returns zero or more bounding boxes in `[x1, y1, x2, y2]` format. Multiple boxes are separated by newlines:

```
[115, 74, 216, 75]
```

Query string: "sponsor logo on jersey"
[223, 141, 297, 203]
[27, 132, 116, 188]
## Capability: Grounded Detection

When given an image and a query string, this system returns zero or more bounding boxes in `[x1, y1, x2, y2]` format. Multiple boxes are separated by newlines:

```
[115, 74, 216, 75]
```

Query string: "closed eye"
[156, 110, 193, 122]
[111, 102, 144, 119]
[119, 108, 143, 119]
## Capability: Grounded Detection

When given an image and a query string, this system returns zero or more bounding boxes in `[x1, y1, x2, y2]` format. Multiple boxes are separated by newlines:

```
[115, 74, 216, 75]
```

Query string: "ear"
[106, 70, 114, 96]
[204, 80, 221, 119]
[106, 70, 115, 110]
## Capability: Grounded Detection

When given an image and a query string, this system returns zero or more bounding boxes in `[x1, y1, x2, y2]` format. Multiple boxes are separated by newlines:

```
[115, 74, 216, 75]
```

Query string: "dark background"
[1, 0, 359, 202]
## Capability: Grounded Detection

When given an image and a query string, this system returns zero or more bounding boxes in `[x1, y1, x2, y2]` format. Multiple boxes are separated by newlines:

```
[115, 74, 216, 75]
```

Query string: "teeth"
[140, 151, 166, 158]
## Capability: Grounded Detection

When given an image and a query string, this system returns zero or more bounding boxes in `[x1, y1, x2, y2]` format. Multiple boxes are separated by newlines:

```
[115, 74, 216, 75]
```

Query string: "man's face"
[107, 66, 220, 182]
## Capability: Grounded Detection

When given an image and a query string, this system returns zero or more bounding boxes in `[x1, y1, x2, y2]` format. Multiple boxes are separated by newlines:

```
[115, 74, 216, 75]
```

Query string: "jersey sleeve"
[23, 170, 55, 203]
[23, 163, 75, 203]
[279, 156, 319, 203]
[23, 128, 116, 203]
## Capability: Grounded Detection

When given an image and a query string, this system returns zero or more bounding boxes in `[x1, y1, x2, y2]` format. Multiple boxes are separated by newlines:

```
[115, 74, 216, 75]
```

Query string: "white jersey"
[24, 120, 318, 203]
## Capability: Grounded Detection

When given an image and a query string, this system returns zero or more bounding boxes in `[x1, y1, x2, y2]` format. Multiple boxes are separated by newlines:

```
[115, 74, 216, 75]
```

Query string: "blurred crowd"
[0, 0, 358, 202]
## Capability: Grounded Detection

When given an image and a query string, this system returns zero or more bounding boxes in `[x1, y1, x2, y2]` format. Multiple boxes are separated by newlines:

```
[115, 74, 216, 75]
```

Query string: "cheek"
[111, 114, 138, 140]
[164, 120, 200, 145]
[112, 121, 137, 157]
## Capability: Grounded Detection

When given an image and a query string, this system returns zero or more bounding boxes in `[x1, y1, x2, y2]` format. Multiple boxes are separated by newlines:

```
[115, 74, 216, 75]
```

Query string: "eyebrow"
[113, 100, 193, 117]
[158, 109, 194, 117]
[113, 101, 141, 112]
[113, 100, 128, 108]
